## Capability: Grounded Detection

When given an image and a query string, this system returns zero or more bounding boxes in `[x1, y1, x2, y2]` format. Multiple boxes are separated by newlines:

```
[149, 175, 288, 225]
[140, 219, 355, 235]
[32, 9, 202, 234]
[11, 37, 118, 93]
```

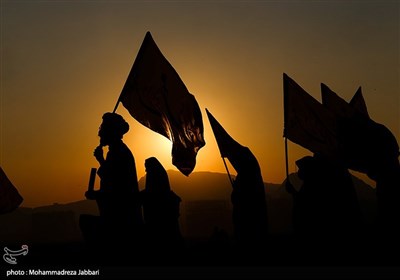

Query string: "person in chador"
[140, 157, 184, 254]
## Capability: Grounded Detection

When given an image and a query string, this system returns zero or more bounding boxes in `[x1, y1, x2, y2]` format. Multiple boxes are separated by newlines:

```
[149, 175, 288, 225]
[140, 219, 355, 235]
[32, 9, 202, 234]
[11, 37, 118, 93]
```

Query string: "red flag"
[283, 73, 338, 158]
[119, 32, 205, 176]
[0, 167, 23, 214]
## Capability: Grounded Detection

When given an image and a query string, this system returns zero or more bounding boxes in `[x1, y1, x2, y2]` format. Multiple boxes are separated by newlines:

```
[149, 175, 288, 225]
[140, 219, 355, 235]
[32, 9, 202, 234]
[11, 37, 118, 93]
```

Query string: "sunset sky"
[1, 0, 398, 207]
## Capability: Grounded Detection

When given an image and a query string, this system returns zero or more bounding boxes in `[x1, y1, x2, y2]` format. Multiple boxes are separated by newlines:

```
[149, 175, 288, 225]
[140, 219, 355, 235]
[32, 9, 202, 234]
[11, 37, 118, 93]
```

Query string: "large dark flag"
[321, 83, 359, 119]
[0, 167, 23, 214]
[119, 32, 205, 176]
[206, 109, 245, 160]
[283, 73, 338, 158]
[320, 83, 399, 175]
[321, 83, 368, 120]
[206, 109, 261, 175]
[349, 87, 370, 119]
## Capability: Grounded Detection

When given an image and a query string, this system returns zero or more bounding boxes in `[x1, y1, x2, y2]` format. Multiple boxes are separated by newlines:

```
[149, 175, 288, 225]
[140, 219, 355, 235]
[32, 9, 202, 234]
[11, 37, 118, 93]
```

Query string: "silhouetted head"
[338, 119, 399, 181]
[296, 156, 316, 181]
[145, 157, 170, 193]
[98, 113, 129, 146]
[364, 123, 400, 181]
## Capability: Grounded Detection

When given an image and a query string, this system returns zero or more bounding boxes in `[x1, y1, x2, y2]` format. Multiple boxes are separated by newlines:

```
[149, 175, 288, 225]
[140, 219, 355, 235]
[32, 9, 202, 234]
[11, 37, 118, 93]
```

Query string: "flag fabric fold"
[0, 167, 23, 215]
[283, 73, 338, 158]
[119, 32, 205, 176]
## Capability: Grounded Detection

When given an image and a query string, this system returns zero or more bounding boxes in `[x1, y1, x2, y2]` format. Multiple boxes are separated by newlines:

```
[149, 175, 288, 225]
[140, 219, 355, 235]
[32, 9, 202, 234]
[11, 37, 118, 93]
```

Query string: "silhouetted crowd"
[79, 112, 400, 266]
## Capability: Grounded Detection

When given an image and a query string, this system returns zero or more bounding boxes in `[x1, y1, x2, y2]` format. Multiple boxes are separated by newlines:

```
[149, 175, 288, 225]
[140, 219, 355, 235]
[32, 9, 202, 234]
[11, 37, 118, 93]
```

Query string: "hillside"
[0, 171, 375, 243]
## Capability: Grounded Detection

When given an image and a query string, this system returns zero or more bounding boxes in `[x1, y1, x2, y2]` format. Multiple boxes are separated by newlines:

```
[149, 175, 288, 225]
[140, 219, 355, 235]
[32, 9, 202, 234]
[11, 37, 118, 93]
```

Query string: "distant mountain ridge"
[0, 171, 376, 243]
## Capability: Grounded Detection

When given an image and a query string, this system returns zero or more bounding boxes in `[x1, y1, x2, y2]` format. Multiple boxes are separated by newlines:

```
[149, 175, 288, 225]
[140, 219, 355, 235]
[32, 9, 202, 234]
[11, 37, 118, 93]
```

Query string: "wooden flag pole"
[222, 157, 234, 188]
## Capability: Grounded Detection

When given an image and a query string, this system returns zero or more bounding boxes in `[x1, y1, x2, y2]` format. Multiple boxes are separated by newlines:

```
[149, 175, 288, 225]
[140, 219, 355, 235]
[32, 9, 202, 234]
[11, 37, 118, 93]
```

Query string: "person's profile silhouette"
[80, 112, 143, 251]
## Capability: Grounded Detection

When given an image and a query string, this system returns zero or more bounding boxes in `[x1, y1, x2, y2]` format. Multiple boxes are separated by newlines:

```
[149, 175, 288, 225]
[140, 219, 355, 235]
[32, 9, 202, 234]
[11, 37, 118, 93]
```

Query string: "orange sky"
[1, 1, 398, 207]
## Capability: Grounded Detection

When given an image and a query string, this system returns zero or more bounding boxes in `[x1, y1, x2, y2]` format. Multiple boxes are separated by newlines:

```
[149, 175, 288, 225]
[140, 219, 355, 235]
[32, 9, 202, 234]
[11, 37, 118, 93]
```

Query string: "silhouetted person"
[230, 147, 268, 252]
[286, 154, 362, 258]
[362, 123, 400, 251]
[206, 109, 268, 256]
[140, 157, 184, 256]
[339, 118, 400, 250]
[363, 124, 400, 239]
[80, 113, 143, 251]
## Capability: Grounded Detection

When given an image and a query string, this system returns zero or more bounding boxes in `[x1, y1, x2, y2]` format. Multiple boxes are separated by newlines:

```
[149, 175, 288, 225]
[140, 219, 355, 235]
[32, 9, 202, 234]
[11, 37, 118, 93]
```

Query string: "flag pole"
[283, 74, 289, 184]
[222, 157, 234, 187]
[285, 136, 289, 180]
[113, 72, 136, 113]
[112, 98, 120, 113]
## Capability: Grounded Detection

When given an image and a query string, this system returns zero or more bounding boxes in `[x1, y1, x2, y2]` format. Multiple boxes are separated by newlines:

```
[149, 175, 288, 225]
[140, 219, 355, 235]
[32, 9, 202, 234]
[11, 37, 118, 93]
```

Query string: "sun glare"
[122, 118, 174, 179]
